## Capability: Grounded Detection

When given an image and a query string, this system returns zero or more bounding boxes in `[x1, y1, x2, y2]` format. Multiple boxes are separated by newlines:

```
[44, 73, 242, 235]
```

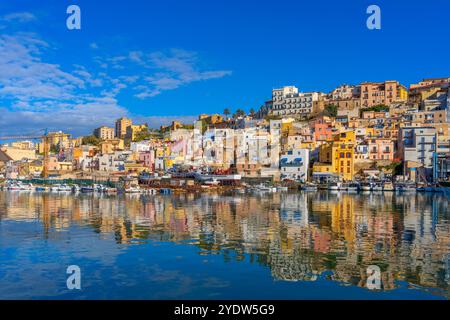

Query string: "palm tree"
[223, 108, 230, 120]
[249, 108, 255, 118]
[235, 108, 245, 118]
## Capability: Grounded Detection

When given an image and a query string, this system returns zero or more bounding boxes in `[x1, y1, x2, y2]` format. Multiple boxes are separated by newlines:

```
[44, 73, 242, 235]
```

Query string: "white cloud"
[1, 12, 37, 23]
[0, 31, 230, 136]
[135, 49, 232, 98]
[94, 48, 232, 98]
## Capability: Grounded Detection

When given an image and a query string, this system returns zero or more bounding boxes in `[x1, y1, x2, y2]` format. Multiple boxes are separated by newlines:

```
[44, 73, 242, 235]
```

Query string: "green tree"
[82, 135, 100, 146]
[324, 104, 338, 117]
[249, 108, 255, 117]
[233, 108, 245, 118]
[360, 104, 389, 116]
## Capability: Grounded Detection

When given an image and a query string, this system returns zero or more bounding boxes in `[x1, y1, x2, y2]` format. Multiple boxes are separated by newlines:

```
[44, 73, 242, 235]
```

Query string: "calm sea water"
[0, 190, 448, 300]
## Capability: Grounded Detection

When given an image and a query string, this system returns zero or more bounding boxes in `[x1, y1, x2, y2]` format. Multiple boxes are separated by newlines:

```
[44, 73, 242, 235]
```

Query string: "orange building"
[360, 81, 408, 108]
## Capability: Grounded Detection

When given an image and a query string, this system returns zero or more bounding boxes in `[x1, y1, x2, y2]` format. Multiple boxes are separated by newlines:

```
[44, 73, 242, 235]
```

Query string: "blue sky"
[0, 0, 449, 136]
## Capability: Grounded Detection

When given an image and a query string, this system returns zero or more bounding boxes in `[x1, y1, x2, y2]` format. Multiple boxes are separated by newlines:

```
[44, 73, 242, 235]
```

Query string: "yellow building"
[332, 131, 355, 181]
[99, 139, 124, 154]
[125, 124, 148, 141]
[313, 131, 356, 181]
[93, 126, 115, 140]
[115, 117, 132, 139]
[11, 141, 34, 150]
[29, 160, 43, 175]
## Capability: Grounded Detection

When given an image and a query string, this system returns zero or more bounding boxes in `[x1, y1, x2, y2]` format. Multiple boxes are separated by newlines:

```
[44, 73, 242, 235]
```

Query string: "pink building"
[367, 138, 394, 160]
[313, 117, 334, 141]
[138, 151, 155, 171]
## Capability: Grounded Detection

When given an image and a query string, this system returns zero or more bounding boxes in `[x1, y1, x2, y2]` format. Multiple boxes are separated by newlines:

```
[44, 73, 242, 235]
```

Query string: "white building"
[280, 149, 309, 182]
[98, 151, 132, 172]
[271, 86, 323, 118]
[329, 84, 360, 100]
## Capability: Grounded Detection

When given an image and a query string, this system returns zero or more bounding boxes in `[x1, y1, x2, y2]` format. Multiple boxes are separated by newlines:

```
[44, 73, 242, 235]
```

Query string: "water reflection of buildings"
[0, 191, 448, 297]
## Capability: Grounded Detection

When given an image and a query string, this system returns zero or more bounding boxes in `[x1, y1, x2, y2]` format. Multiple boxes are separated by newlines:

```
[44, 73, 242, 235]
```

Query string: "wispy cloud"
[0, 25, 230, 136]
[94, 48, 232, 98]
[1, 12, 37, 23]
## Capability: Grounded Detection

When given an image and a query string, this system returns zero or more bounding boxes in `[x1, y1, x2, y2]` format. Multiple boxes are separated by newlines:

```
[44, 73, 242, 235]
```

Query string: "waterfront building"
[397, 127, 437, 181]
[367, 138, 394, 161]
[280, 149, 310, 182]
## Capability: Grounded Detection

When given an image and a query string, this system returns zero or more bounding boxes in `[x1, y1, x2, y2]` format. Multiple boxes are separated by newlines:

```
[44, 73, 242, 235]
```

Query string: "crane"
[0, 129, 50, 178]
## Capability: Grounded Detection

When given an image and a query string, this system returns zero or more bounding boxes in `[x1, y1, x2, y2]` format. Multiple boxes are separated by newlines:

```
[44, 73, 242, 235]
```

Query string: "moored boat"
[383, 181, 394, 192]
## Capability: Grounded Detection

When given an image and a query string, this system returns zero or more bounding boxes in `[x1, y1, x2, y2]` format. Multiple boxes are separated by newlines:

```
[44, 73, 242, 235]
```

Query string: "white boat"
[372, 183, 383, 192]
[395, 182, 416, 193]
[254, 184, 277, 192]
[94, 184, 107, 192]
[50, 184, 72, 192]
[7, 182, 33, 191]
[302, 183, 318, 191]
[277, 186, 289, 192]
[104, 187, 118, 193]
[125, 186, 142, 193]
[345, 182, 360, 192]
[361, 183, 373, 192]
[204, 178, 220, 186]
[328, 182, 341, 191]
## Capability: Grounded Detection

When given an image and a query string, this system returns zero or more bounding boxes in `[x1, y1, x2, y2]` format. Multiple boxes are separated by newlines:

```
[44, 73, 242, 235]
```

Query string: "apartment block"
[360, 81, 408, 108]
[280, 149, 310, 182]
[397, 127, 437, 179]
[115, 117, 132, 139]
[270, 86, 324, 118]
[93, 126, 115, 140]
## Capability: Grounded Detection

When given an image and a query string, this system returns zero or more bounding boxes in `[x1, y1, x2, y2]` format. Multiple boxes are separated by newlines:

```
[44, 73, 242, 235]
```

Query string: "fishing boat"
[360, 182, 373, 192]
[125, 186, 142, 193]
[80, 186, 95, 193]
[345, 182, 360, 192]
[35, 186, 48, 192]
[383, 181, 395, 192]
[395, 182, 416, 193]
[372, 183, 383, 192]
[301, 183, 318, 191]
[328, 182, 341, 191]
[254, 184, 276, 192]
[7, 182, 33, 191]
[94, 184, 107, 193]
[204, 178, 220, 186]
[103, 187, 118, 193]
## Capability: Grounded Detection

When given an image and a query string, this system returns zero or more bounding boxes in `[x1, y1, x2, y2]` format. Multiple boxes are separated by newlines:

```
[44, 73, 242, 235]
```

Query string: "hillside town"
[1, 77, 449, 192]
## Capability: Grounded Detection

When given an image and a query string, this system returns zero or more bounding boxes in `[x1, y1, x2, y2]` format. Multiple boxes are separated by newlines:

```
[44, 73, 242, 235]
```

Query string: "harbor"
[0, 189, 448, 299]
